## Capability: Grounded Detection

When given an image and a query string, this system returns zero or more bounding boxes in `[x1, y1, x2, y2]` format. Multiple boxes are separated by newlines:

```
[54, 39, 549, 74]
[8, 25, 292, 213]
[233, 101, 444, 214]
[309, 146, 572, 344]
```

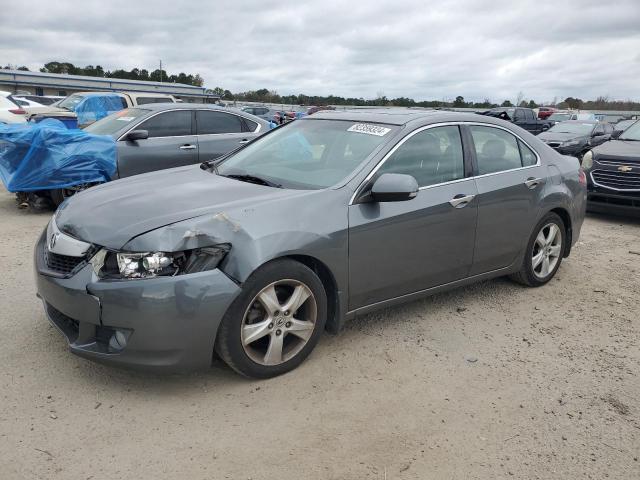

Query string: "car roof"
[307, 108, 509, 127]
[125, 103, 269, 125]
[555, 120, 599, 125]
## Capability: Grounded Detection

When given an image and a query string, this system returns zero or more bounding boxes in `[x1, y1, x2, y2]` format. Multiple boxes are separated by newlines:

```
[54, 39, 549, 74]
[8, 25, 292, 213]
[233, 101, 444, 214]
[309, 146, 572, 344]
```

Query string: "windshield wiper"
[222, 174, 282, 188]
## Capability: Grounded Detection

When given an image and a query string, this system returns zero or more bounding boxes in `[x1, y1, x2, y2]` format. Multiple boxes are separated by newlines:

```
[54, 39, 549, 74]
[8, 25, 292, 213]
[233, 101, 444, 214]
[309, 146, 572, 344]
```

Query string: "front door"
[466, 124, 545, 275]
[117, 109, 198, 178]
[348, 125, 478, 310]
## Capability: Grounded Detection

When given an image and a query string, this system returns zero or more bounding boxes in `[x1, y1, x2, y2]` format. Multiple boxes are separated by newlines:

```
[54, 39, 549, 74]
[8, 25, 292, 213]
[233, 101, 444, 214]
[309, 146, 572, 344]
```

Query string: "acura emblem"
[618, 165, 633, 172]
[49, 233, 59, 251]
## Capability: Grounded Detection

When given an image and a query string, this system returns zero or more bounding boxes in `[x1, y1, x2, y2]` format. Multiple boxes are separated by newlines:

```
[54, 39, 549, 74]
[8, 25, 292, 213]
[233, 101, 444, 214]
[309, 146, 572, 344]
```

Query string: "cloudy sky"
[2, 0, 639, 103]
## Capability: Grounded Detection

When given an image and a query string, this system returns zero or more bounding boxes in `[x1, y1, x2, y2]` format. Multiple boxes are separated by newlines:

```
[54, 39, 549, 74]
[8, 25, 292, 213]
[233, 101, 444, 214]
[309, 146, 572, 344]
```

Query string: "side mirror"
[370, 173, 419, 202]
[125, 129, 149, 141]
[611, 130, 622, 139]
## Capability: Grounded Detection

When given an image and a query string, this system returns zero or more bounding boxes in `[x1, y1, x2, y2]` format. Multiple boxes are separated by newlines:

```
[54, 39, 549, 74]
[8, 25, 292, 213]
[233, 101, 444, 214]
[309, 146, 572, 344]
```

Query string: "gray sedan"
[48, 104, 268, 204]
[35, 110, 586, 377]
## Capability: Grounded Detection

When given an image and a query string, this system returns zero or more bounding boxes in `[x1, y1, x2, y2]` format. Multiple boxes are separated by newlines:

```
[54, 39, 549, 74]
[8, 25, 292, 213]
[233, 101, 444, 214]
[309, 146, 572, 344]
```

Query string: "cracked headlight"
[90, 244, 230, 279]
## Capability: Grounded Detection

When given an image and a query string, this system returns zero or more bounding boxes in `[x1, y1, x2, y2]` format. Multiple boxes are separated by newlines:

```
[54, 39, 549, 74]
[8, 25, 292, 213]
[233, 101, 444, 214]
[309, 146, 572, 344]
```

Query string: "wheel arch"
[285, 254, 341, 334]
[548, 207, 572, 257]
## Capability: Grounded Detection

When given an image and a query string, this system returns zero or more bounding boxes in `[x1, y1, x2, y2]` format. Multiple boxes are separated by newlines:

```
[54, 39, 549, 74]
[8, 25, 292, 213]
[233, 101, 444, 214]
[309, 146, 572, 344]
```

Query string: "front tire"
[510, 212, 566, 287]
[215, 259, 327, 378]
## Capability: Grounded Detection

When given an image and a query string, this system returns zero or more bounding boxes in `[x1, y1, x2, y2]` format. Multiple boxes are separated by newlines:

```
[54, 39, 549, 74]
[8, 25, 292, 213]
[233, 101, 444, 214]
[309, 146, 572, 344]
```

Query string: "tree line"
[3, 63, 639, 110]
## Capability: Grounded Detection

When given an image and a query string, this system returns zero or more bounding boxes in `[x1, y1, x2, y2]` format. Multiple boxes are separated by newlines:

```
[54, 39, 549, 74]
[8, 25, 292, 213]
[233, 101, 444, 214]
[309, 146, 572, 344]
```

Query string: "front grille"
[591, 169, 640, 191]
[596, 157, 640, 167]
[44, 250, 87, 275]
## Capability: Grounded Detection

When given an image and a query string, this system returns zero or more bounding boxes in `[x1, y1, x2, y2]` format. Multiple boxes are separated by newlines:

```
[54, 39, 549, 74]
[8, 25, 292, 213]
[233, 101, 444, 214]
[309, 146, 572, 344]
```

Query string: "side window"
[376, 126, 465, 188]
[519, 140, 537, 167]
[243, 118, 258, 132]
[470, 126, 523, 174]
[525, 109, 535, 121]
[514, 109, 525, 122]
[120, 97, 128, 109]
[594, 124, 605, 135]
[604, 123, 613, 134]
[138, 110, 192, 138]
[196, 111, 244, 135]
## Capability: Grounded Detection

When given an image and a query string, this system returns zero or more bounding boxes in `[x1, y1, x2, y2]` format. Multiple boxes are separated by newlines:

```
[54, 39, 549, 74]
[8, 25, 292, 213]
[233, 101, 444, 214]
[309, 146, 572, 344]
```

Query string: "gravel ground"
[0, 186, 638, 480]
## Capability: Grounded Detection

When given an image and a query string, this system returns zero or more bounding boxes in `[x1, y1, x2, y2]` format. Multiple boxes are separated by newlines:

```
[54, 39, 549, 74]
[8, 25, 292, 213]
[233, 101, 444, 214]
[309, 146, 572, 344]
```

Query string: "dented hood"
[55, 165, 312, 250]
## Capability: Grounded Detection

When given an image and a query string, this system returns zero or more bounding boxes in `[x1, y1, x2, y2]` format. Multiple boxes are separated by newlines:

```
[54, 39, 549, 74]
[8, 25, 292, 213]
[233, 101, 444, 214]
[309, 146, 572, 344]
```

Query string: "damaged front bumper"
[34, 231, 241, 371]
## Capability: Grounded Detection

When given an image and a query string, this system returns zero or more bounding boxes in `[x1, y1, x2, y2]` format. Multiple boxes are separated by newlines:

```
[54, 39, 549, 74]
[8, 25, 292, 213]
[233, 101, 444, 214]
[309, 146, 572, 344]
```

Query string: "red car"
[538, 107, 556, 120]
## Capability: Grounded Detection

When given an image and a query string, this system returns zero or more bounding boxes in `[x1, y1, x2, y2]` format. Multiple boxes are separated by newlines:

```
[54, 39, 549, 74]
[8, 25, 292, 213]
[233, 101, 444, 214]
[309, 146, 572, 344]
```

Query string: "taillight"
[578, 169, 587, 186]
[9, 108, 26, 115]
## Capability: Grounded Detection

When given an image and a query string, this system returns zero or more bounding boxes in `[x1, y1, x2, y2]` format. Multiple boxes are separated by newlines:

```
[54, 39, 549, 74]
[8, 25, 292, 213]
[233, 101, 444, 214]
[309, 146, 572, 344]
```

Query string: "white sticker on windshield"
[116, 116, 135, 122]
[347, 123, 391, 136]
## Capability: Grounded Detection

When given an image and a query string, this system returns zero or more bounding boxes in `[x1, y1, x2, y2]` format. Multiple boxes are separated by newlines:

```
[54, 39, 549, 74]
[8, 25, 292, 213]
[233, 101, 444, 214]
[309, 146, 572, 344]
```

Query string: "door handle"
[179, 144, 196, 150]
[524, 177, 542, 189]
[238, 138, 250, 144]
[449, 194, 475, 208]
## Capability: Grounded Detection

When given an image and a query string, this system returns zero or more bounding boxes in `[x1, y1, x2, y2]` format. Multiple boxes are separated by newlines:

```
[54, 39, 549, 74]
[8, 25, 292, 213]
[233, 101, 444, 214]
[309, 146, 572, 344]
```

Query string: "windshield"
[616, 120, 636, 131]
[548, 122, 594, 135]
[548, 113, 571, 122]
[83, 108, 150, 135]
[217, 119, 397, 189]
[619, 121, 640, 141]
[57, 94, 86, 111]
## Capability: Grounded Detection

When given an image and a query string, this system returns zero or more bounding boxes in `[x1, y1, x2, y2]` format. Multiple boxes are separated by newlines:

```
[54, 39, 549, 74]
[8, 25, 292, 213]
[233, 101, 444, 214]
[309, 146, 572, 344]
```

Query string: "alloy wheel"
[241, 280, 317, 366]
[531, 223, 562, 279]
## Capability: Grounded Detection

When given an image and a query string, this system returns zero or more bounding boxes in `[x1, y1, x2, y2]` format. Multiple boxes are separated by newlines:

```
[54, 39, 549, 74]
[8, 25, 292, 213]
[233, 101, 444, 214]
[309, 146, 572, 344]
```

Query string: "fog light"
[108, 330, 128, 351]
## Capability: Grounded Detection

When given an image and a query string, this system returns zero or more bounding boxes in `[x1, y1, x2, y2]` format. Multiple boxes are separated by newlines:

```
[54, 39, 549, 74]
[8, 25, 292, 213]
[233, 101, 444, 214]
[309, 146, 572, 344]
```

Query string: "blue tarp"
[0, 119, 117, 192]
[74, 94, 124, 125]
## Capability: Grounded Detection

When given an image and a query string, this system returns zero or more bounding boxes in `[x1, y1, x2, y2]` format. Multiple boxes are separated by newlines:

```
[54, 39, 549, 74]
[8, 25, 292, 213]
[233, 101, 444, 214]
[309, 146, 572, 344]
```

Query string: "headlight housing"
[582, 150, 593, 169]
[90, 244, 230, 279]
[561, 139, 580, 147]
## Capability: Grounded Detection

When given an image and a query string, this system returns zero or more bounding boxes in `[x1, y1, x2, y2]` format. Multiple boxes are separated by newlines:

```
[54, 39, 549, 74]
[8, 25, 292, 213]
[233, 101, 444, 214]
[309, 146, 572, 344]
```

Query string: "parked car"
[547, 111, 574, 125]
[241, 105, 279, 122]
[547, 111, 597, 126]
[537, 107, 556, 120]
[582, 120, 640, 215]
[612, 119, 636, 136]
[10, 96, 52, 115]
[0, 91, 27, 124]
[273, 110, 297, 124]
[16, 95, 63, 106]
[538, 120, 613, 159]
[307, 105, 336, 115]
[481, 107, 551, 134]
[28, 91, 177, 126]
[35, 110, 586, 377]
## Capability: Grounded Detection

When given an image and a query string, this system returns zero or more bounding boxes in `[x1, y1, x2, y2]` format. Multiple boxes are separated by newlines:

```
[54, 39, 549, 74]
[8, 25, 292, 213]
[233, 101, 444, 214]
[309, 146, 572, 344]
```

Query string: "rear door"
[467, 124, 545, 275]
[116, 109, 198, 177]
[195, 110, 259, 162]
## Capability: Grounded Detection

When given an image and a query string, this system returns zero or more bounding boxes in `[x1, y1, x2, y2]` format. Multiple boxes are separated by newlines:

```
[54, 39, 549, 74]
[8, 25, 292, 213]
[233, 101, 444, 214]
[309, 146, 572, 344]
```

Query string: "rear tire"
[215, 259, 327, 378]
[510, 212, 566, 287]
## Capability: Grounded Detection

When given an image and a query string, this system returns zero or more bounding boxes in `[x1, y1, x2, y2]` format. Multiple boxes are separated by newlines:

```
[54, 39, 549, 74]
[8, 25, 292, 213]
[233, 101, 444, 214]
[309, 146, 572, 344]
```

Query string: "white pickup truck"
[28, 91, 177, 127]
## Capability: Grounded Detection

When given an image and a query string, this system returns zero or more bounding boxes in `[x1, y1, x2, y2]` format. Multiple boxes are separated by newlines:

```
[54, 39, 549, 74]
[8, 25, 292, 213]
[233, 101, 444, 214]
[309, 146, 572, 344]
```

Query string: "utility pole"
[159, 60, 162, 82]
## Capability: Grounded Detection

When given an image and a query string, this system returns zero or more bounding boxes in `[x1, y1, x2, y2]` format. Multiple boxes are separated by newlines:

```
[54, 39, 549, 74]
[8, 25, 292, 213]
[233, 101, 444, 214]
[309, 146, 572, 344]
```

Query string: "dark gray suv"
[35, 110, 586, 377]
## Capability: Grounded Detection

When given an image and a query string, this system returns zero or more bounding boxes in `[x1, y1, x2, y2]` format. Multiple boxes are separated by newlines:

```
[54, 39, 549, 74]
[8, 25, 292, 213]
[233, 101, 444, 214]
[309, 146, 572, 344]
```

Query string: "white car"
[12, 96, 52, 115]
[0, 91, 27, 124]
